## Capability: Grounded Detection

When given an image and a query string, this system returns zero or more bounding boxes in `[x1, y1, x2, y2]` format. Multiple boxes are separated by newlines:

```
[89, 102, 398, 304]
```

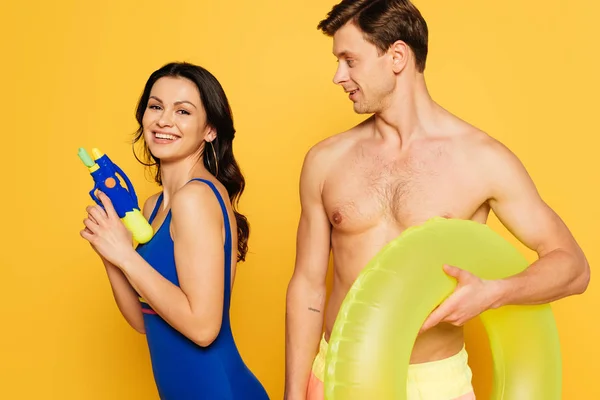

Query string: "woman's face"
[142, 76, 214, 163]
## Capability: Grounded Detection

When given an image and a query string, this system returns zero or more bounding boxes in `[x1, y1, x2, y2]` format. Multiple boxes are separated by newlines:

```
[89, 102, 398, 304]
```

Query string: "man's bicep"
[488, 149, 576, 256]
[293, 146, 332, 285]
[294, 203, 331, 286]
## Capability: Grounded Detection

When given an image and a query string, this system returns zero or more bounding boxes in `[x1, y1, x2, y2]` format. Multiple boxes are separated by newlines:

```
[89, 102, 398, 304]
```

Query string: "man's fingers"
[443, 264, 463, 278]
[420, 291, 463, 332]
[421, 304, 450, 332]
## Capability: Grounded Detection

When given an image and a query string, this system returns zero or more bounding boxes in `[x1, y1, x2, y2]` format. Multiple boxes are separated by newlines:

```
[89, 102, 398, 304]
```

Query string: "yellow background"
[1, 0, 598, 398]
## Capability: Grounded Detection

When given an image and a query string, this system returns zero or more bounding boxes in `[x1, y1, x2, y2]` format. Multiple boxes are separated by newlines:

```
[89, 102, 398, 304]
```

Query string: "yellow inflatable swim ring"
[324, 217, 561, 399]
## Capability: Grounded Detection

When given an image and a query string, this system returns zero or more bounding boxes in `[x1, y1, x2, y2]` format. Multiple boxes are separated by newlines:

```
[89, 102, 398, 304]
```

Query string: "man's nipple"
[332, 211, 343, 225]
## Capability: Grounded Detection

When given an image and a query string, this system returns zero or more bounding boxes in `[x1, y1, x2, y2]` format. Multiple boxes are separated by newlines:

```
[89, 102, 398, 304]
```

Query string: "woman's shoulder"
[171, 178, 228, 218]
[179, 177, 229, 205]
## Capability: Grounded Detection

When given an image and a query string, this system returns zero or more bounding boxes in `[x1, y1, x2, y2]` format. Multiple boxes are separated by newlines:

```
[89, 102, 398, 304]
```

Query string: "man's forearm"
[492, 248, 589, 308]
[285, 278, 326, 399]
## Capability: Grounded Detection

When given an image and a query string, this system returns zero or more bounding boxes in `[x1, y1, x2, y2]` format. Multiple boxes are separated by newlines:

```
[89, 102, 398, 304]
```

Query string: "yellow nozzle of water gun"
[122, 209, 154, 244]
[92, 148, 105, 160]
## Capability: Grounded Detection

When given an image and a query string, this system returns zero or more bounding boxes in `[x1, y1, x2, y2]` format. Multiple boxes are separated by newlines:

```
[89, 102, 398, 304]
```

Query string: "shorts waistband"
[310, 334, 473, 398]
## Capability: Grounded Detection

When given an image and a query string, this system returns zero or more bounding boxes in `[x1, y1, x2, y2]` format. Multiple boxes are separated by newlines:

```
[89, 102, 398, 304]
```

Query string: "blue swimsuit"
[135, 178, 269, 400]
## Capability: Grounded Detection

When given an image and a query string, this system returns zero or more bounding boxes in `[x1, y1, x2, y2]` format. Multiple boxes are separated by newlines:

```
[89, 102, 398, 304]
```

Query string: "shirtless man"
[284, 1, 590, 399]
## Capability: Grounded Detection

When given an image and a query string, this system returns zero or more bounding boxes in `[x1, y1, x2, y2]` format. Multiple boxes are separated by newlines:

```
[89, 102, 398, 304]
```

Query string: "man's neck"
[374, 73, 441, 145]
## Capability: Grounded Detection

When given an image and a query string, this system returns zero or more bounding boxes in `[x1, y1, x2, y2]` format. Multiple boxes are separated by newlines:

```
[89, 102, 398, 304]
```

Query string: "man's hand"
[420, 264, 504, 333]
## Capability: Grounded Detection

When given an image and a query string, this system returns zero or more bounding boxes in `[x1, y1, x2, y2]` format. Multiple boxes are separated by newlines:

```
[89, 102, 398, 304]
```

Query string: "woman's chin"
[148, 145, 178, 160]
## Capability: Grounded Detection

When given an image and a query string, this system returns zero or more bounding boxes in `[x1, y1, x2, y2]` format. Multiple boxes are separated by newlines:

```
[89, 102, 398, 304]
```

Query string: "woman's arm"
[88, 193, 160, 334]
[115, 182, 226, 346]
[102, 256, 146, 333]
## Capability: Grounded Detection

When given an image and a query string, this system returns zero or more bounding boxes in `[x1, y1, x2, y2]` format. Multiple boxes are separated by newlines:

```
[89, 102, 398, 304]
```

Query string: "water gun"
[78, 147, 154, 244]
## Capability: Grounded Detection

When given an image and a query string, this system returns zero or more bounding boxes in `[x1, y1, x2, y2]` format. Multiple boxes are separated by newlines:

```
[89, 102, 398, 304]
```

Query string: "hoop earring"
[132, 141, 158, 167]
[210, 140, 219, 177]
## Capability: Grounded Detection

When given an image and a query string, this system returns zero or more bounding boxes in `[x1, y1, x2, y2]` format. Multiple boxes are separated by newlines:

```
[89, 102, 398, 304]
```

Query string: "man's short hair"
[317, 0, 429, 72]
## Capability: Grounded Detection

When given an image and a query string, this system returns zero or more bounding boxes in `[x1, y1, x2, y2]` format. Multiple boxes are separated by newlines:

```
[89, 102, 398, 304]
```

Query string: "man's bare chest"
[322, 154, 484, 232]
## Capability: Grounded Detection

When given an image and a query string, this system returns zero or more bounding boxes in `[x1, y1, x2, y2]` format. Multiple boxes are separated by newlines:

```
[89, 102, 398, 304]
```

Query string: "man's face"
[332, 23, 395, 114]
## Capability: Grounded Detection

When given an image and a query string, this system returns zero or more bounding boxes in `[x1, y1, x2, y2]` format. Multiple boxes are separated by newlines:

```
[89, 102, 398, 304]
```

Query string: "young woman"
[80, 62, 269, 400]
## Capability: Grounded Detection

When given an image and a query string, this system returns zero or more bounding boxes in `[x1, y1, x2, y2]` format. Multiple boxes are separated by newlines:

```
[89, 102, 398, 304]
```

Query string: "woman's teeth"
[155, 132, 177, 140]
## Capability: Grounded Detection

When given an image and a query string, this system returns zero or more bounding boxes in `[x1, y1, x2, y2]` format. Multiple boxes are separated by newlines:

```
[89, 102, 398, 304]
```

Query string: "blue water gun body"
[78, 147, 154, 244]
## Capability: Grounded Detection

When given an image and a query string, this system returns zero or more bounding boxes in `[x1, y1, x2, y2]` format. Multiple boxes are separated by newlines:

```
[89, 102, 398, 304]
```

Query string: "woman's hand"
[80, 191, 135, 268]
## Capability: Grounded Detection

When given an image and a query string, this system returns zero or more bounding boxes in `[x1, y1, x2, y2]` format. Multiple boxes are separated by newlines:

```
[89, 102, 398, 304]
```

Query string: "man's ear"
[390, 40, 410, 73]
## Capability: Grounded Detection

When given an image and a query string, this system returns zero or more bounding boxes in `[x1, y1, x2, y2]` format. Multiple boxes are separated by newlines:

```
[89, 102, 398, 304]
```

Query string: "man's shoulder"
[451, 122, 527, 188]
[305, 118, 370, 164]
[299, 120, 367, 185]
[451, 121, 515, 162]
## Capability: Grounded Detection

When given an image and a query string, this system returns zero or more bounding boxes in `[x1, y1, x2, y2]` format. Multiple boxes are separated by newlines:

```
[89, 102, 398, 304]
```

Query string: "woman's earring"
[210, 140, 219, 177]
